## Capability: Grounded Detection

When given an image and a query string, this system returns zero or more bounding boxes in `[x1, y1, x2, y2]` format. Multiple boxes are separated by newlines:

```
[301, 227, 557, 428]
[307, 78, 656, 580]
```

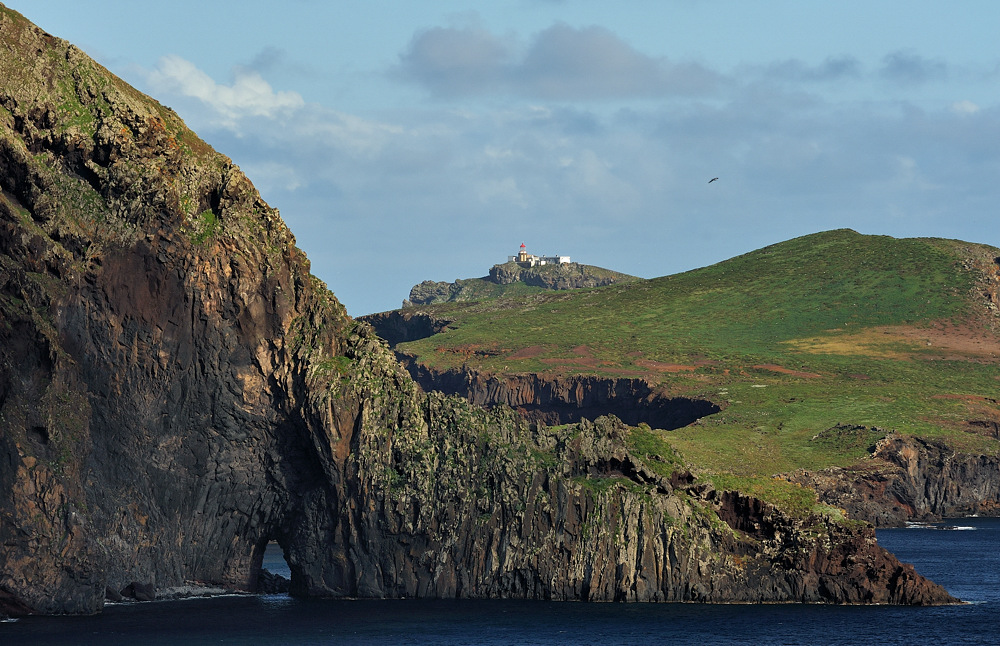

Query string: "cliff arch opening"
[403, 362, 720, 431]
[250, 536, 293, 595]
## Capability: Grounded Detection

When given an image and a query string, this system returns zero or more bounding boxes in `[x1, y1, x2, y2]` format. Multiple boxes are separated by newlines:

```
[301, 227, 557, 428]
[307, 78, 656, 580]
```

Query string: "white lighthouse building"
[508, 243, 570, 267]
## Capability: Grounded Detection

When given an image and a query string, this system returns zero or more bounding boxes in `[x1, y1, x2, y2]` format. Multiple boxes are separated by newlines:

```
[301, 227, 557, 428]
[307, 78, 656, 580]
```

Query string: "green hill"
[391, 229, 1000, 484]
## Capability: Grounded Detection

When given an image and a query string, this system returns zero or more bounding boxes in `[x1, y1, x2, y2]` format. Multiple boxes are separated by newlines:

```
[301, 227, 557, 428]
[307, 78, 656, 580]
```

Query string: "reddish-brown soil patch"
[635, 359, 698, 373]
[893, 322, 1000, 361]
[752, 364, 822, 379]
[507, 345, 547, 360]
[785, 321, 1000, 363]
[540, 356, 602, 368]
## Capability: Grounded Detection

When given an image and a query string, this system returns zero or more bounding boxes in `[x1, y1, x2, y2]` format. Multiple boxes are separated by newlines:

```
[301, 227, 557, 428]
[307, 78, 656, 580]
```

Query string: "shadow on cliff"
[400, 359, 720, 430]
[360, 311, 721, 430]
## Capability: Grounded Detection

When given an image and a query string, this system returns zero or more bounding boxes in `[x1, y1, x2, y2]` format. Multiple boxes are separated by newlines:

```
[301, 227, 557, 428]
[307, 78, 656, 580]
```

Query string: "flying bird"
[708, 177, 719, 183]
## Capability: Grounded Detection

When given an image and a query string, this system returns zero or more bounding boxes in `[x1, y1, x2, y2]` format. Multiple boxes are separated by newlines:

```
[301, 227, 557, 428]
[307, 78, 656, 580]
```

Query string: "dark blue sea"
[4, 517, 998, 645]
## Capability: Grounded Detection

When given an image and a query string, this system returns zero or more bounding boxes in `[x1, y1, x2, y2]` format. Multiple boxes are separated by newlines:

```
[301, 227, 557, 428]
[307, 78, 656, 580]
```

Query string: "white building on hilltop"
[508, 243, 570, 267]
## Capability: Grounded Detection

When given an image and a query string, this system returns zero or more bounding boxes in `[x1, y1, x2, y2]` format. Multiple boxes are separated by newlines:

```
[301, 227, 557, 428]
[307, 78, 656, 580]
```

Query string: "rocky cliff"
[401, 360, 721, 429]
[789, 433, 1000, 527]
[404, 262, 636, 307]
[488, 261, 636, 290]
[0, 5, 956, 616]
[360, 309, 451, 347]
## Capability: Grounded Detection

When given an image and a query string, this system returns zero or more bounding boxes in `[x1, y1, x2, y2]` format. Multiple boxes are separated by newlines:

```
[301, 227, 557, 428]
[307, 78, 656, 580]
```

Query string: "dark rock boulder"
[256, 569, 291, 594]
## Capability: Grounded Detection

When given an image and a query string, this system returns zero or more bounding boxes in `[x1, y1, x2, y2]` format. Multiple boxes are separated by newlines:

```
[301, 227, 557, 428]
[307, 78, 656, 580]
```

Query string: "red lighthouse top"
[520, 243, 526, 249]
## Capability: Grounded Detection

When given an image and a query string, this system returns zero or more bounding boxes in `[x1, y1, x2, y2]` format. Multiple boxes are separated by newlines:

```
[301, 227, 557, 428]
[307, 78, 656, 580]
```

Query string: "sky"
[12, 1, 1000, 315]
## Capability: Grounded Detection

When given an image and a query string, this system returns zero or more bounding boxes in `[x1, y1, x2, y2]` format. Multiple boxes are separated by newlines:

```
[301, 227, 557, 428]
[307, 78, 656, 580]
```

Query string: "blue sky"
[13, 1, 1000, 315]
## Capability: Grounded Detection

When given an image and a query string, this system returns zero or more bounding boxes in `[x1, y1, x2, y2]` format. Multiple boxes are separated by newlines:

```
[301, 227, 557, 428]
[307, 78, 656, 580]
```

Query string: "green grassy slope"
[396, 230, 1000, 486]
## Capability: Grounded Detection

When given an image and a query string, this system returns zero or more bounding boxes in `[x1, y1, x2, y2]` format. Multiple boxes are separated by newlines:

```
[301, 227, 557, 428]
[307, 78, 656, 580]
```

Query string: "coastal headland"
[0, 4, 976, 616]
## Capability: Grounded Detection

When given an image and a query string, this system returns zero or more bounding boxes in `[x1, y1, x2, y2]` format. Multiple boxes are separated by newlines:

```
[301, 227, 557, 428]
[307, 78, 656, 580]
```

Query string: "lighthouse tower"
[517, 242, 529, 263]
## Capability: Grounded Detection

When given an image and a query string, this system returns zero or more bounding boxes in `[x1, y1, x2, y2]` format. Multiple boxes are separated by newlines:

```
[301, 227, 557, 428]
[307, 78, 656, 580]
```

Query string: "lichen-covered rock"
[0, 3, 956, 616]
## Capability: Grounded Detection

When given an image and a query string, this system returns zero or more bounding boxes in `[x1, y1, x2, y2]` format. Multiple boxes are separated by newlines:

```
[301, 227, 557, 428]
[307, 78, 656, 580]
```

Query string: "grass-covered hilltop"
[368, 229, 1000, 522]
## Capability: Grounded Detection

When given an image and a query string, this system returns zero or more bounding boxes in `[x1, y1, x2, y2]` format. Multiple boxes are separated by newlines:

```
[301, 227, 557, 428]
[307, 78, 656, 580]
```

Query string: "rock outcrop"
[487, 261, 636, 290]
[790, 434, 1000, 527]
[0, 4, 957, 616]
[359, 309, 451, 347]
[404, 262, 636, 307]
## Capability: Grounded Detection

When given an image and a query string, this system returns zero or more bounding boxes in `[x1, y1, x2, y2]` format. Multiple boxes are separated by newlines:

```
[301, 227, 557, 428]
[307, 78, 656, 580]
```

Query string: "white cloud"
[145, 55, 304, 129]
[134, 49, 1000, 316]
[889, 155, 939, 191]
[951, 100, 980, 115]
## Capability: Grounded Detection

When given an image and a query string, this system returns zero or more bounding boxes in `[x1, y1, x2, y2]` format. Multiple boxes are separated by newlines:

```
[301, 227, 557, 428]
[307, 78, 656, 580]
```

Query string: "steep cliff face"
[360, 309, 451, 347]
[310, 392, 951, 605]
[401, 360, 720, 429]
[362, 312, 722, 430]
[790, 434, 1000, 527]
[0, 5, 347, 613]
[0, 5, 956, 616]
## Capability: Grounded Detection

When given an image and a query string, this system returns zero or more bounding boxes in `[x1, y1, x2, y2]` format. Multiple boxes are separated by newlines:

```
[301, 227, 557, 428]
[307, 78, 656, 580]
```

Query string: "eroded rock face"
[488, 262, 634, 290]
[401, 361, 721, 429]
[0, 5, 957, 616]
[790, 434, 1000, 527]
[401, 263, 637, 307]
[0, 5, 345, 613]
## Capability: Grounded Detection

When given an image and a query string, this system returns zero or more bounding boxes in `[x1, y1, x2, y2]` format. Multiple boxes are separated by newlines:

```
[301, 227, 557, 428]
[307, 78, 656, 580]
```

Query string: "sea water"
[4, 518, 998, 645]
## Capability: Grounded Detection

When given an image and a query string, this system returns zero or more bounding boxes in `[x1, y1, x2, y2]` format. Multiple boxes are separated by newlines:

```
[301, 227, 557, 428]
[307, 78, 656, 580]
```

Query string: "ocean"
[4, 517, 998, 645]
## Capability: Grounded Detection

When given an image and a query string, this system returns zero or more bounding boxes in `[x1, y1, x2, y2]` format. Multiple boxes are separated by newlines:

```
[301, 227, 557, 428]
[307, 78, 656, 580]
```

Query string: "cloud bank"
[395, 23, 720, 99]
